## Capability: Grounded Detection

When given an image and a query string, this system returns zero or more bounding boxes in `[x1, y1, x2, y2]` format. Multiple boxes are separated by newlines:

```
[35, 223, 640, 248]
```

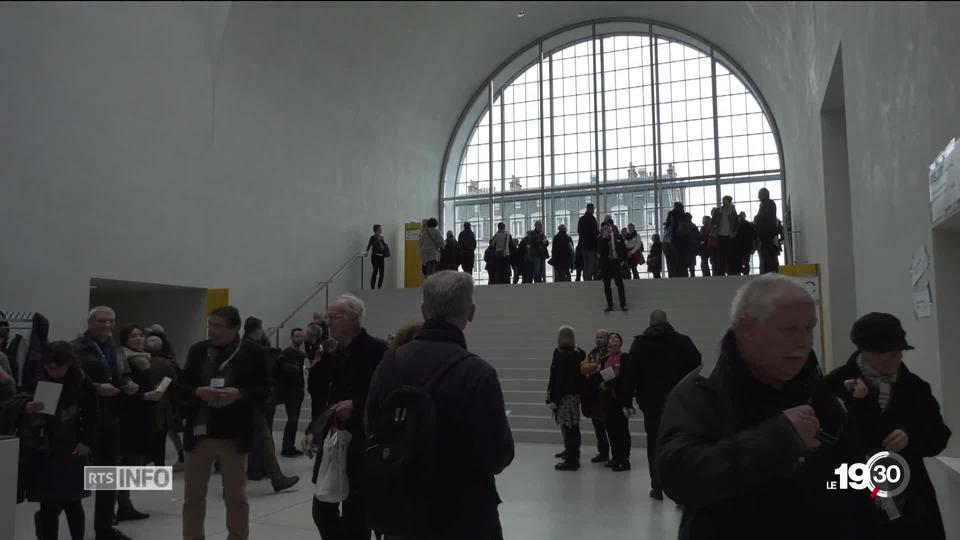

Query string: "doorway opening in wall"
[818, 45, 857, 371]
[88, 278, 207, 362]
[932, 212, 960, 458]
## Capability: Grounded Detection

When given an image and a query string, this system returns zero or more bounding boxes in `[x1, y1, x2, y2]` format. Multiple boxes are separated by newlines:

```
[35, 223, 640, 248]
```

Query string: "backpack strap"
[424, 351, 474, 394]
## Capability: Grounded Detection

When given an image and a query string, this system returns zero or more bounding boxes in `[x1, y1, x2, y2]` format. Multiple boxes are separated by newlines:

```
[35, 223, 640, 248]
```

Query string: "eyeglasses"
[326, 312, 350, 321]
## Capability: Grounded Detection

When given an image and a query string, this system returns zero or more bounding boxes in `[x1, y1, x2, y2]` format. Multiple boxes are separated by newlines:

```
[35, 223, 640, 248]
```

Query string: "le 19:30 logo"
[826, 451, 911, 499]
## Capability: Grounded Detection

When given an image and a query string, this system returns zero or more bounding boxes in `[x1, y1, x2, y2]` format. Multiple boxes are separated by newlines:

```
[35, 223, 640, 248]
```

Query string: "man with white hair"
[305, 293, 387, 540]
[363, 271, 514, 539]
[656, 274, 848, 540]
[71, 306, 137, 540]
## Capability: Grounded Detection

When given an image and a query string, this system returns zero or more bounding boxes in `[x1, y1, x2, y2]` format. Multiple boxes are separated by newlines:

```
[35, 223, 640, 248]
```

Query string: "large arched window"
[441, 20, 785, 284]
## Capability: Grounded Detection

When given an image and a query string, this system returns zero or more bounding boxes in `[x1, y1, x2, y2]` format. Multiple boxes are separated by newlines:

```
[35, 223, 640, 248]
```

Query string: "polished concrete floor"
[12, 436, 960, 539]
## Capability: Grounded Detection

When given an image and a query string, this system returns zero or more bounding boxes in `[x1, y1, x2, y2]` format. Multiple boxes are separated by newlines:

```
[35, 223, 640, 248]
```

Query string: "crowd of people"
[543, 274, 952, 540]
[0, 268, 953, 540]
[404, 188, 783, 312]
[371, 189, 782, 298]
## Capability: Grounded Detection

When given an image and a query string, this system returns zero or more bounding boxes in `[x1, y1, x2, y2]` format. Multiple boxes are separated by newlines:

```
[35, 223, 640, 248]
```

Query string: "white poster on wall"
[913, 284, 933, 319]
[911, 243, 929, 286]
[930, 137, 960, 224]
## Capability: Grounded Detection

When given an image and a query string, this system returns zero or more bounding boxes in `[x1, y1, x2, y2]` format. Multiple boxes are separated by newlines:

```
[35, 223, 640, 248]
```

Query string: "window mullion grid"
[711, 49, 722, 208]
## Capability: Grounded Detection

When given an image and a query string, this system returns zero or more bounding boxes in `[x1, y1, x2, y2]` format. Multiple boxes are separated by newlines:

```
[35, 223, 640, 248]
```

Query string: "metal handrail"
[268, 251, 368, 345]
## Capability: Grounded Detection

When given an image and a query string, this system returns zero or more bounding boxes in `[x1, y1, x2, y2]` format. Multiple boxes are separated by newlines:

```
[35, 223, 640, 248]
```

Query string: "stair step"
[508, 413, 644, 431]
[511, 427, 647, 446]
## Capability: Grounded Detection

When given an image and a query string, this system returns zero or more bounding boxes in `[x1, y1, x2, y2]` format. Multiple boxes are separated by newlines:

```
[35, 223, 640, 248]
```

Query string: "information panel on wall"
[780, 264, 826, 370]
[930, 137, 960, 225]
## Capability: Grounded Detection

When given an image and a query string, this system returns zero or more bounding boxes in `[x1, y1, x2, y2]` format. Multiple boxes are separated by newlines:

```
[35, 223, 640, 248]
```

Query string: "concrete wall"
[771, 3, 960, 453]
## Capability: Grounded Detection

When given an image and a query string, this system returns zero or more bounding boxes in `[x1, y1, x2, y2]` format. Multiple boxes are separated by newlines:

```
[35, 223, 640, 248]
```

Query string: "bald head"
[650, 310, 668, 326]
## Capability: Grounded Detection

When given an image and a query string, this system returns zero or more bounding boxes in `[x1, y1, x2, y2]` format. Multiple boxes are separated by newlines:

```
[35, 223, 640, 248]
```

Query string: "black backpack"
[364, 350, 472, 535]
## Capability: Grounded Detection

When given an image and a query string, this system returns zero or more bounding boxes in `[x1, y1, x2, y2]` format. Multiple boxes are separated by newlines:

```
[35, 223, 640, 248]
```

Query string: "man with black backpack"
[364, 270, 515, 540]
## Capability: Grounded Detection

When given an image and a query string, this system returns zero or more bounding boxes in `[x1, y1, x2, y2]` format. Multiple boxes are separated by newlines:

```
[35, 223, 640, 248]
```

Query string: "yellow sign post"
[404, 222, 423, 288]
[205, 289, 230, 316]
[779, 264, 827, 370]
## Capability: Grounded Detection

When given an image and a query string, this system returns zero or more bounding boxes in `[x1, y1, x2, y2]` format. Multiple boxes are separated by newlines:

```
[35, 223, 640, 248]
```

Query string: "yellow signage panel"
[404, 222, 423, 288]
[205, 289, 230, 315]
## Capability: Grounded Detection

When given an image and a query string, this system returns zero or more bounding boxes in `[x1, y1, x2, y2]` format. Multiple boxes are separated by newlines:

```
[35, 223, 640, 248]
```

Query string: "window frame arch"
[440, 19, 787, 282]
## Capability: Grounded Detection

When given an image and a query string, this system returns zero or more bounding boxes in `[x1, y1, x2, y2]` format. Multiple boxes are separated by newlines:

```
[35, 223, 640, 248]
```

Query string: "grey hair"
[422, 271, 474, 321]
[557, 325, 576, 349]
[335, 294, 366, 321]
[88, 306, 115, 320]
[145, 335, 163, 353]
[730, 274, 811, 329]
[305, 323, 323, 337]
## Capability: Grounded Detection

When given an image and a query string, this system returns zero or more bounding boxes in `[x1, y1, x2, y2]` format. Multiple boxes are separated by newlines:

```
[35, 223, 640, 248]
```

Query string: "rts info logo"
[826, 451, 910, 499]
[84, 466, 174, 491]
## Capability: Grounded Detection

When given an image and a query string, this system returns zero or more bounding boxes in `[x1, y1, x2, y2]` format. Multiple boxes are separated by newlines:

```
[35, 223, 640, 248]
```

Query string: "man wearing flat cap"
[824, 312, 952, 540]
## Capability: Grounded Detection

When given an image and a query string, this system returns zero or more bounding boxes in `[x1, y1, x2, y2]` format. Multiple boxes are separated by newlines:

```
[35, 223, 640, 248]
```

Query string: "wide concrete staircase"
[341, 276, 754, 447]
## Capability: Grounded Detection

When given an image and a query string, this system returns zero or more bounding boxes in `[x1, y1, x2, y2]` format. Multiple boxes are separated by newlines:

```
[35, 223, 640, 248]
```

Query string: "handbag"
[314, 420, 352, 503]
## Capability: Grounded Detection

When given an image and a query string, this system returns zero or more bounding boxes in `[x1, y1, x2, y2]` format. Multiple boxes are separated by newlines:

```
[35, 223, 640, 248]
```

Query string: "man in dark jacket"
[551, 224, 575, 282]
[625, 310, 701, 500]
[824, 313, 951, 540]
[598, 221, 628, 311]
[277, 328, 307, 456]
[754, 187, 780, 274]
[577, 203, 600, 280]
[176, 306, 270, 540]
[657, 275, 850, 540]
[305, 294, 387, 540]
[71, 306, 136, 540]
[458, 222, 478, 275]
[737, 212, 757, 275]
[365, 271, 514, 539]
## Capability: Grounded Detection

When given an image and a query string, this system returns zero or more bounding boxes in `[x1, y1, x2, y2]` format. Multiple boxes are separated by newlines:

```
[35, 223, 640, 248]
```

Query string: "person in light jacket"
[419, 218, 445, 277]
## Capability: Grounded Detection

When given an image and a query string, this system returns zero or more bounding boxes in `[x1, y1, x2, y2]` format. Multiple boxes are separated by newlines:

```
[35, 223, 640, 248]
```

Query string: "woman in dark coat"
[115, 325, 158, 521]
[824, 313, 951, 540]
[14, 341, 97, 540]
[550, 224, 576, 282]
[547, 326, 586, 470]
[592, 332, 632, 471]
[647, 234, 663, 279]
[440, 230, 459, 271]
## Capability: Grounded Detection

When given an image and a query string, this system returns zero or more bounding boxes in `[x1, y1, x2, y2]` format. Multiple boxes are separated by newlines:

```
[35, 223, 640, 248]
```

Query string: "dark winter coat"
[657, 331, 850, 540]
[11, 365, 97, 503]
[823, 353, 951, 540]
[755, 199, 779, 238]
[528, 230, 549, 259]
[550, 231, 575, 270]
[175, 337, 270, 453]
[117, 348, 156, 455]
[307, 350, 332, 413]
[364, 318, 514, 540]
[441, 238, 460, 270]
[71, 332, 133, 429]
[458, 229, 477, 261]
[648, 240, 663, 272]
[547, 347, 586, 403]
[738, 220, 757, 257]
[625, 323, 701, 413]
[276, 346, 306, 396]
[308, 329, 387, 494]
[19, 313, 50, 393]
[577, 213, 599, 250]
[597, 231, 628, 277]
